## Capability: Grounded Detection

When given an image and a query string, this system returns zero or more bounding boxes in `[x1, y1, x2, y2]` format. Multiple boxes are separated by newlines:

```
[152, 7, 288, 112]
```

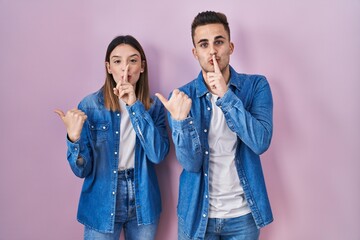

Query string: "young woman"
[55, 35, 169, 240]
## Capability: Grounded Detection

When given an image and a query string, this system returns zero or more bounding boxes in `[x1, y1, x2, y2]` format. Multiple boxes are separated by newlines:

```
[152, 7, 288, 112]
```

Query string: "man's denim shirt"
[169, 66, 273, 239]
[66, 89, 169, 233]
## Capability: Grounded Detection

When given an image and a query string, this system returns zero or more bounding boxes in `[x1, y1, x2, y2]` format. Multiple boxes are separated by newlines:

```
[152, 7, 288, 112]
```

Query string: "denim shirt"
[169, 66, 273, 239]
[66, 89, 169, 233]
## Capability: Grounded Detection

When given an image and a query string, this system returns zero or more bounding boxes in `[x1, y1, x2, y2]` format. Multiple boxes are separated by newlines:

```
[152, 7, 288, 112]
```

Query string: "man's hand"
[206, 55, 228, 97]
[54, 108, 87, 142]
[156, 89, 192, 120]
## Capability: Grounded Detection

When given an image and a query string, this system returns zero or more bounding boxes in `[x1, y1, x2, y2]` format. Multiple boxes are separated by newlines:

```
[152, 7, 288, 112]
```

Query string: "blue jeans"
[178, 213, 260, 240]
[84, 169, 158, 240]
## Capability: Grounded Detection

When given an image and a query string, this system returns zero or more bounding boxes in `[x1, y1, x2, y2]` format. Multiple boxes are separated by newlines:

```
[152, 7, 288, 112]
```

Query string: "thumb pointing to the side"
[54, 109, 65, 119]
[155, 93, 168, 106]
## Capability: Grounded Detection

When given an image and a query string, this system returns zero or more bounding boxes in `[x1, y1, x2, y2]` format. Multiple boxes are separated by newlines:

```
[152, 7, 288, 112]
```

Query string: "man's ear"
[229, 42, 234, 55]
[192, 48, 199, 60]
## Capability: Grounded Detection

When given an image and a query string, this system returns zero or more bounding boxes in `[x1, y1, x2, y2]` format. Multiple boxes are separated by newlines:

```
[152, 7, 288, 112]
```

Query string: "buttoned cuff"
[216, 89, 243, 112]
[66, 136, 80, 155]
[126, 100, 146, 117]
[170, 117, 194, 131]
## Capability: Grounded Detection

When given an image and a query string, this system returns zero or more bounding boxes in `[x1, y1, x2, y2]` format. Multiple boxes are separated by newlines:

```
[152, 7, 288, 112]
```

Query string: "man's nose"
[209, 45, 217, 56]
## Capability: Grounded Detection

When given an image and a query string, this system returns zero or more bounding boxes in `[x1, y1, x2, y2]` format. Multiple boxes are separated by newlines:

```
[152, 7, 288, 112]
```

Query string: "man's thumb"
[54, 109, 65, 119]
[155, 93, 168, 105]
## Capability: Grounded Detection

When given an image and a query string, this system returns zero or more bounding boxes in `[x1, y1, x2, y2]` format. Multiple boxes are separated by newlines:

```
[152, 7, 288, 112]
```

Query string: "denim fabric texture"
[179, 213, 259, 240]
[66, 89, 169, 233]
[169, 66, 273, 239]
[84, 169, 158, 240]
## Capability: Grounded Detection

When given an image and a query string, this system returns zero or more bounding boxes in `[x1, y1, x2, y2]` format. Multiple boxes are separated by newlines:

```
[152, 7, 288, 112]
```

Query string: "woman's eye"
[130, 59, 138, 63]
[114, 60, 120, 64]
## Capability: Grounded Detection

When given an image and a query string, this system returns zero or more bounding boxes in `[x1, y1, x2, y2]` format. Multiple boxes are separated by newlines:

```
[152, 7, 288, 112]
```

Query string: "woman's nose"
[122, 63, 129, 71]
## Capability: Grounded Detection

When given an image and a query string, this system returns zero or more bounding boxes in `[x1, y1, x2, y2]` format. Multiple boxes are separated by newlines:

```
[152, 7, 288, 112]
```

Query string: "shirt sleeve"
[169, 115, 203, 172]
[216, 76, 273, 155]
[127, 98, 170, 164]
[66, 102, 93, 178]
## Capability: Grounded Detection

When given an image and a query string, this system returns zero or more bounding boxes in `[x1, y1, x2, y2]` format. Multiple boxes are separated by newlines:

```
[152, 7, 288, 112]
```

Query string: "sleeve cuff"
[126, 100, 146, 117]
[216, 89, 243, 112]
[170, 117, 194, 131]
[66, 136, 80, 155]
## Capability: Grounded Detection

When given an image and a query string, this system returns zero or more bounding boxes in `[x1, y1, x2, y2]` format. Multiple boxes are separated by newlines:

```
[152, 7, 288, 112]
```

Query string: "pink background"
[1, 1, 359, 239]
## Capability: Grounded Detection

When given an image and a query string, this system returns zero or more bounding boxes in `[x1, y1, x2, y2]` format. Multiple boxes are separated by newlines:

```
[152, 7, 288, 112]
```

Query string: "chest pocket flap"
[88, 122, 110, 142]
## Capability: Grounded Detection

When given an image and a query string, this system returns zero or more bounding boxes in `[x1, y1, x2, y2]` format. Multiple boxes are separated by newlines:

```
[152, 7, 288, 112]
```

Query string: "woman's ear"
[106, 62, 111, 74]
[141, 60, 145, 73]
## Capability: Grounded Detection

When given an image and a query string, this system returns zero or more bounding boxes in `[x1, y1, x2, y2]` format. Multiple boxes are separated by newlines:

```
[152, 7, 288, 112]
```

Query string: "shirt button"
[207, 107, 211, 111]
[204, 173, 208, 177]
[204, 129, 207, 133]
[132, 112, 135, 115]
[115, 152, 117, 155]
[116, 131, 119, 134]
[111, 213, 114, 216]
[205, 151, 209, 155]
[205, 195, 208, 198]
[74, 148, 78, 151]
[91, 125, 94, 129]
[113, 171, 117, 174]
[112, 192, 115, 195]
[117, 113, 120, 117]
[102, 126, 106, 129]
[189, 121, 193, 125]
[203, 214, 206, 218]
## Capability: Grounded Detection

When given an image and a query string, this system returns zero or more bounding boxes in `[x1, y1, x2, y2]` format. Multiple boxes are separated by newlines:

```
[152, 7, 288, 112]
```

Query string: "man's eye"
[200, 43, 208, 48]
[215, 41, 224, 45]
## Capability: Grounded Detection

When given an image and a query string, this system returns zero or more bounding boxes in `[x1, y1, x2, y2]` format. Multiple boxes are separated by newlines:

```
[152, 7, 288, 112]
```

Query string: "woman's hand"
[113, 64, 137, 106]
[54, 108, 87, 142]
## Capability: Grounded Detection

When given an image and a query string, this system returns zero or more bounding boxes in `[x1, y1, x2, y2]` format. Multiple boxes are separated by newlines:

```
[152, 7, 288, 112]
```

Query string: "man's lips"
[209, 58, 219, 65]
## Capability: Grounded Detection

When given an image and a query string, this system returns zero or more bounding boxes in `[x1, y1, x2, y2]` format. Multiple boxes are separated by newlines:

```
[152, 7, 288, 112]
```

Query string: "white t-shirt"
[118, 100, 136, 170]
[208, 93, 251, 218]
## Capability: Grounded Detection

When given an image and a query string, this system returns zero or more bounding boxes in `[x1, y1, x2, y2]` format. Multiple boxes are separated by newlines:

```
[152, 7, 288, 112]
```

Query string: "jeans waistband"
[118, 168, 134, 180]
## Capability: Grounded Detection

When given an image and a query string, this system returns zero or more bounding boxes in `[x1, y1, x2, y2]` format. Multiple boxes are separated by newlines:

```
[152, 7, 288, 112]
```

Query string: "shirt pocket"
[88, 121, 110, 143]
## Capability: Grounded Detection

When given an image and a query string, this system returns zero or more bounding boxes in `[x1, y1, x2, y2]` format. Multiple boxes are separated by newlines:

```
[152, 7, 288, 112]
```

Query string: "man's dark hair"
[191, 11, 230, 46]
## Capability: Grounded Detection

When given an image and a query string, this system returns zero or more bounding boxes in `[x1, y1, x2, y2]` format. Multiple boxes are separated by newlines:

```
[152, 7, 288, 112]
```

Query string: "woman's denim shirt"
[66, 89, 170, 233]
[169, 66, 273, 239]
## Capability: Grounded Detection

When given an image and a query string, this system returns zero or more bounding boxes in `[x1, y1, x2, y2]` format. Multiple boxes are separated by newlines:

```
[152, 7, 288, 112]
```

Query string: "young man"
[157, 11, 273, 240]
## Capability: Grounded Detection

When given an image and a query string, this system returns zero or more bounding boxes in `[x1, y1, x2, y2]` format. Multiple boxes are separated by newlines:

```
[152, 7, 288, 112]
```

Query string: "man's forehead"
[194, 24, 228, 41]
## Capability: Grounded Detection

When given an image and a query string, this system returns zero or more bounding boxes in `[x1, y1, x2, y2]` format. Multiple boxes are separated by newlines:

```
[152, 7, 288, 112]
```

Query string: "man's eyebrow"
[197, 39, 208, 44]
[197, 35, 226, 44]
[214, 35, 226, 40]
